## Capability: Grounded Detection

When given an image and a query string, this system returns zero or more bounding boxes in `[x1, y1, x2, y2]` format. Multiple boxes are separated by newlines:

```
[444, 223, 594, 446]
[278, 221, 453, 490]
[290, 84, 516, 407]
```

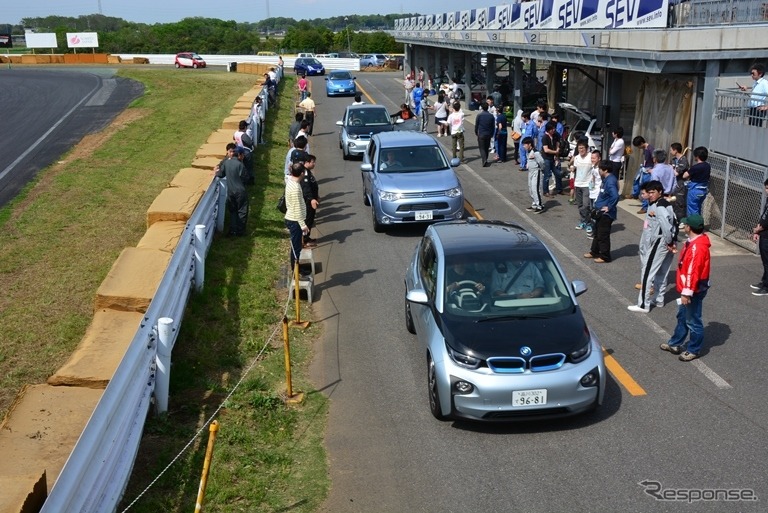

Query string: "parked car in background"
[325, 70, 357, 97]
[297, 52, 316, 58]
[175, 52, 206, 69]
[338, 51, 360, 59]
[362, 131, 463, 232]
[404, 218, 606, 421]
[559, 102, 602, 152]
[337, 104, 396, 160]
[293, 57, 325, 76]
[385, 55, 404, 70]
[360, 54, 387, 67]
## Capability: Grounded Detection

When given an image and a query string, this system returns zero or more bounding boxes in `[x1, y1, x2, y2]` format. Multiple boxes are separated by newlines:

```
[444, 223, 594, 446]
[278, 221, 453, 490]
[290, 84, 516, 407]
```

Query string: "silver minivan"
[361, 132, 463, 233]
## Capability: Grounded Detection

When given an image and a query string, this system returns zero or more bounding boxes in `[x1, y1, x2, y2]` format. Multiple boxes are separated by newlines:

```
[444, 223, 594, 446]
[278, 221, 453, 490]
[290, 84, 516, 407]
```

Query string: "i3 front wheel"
[428, 357, 447, 420]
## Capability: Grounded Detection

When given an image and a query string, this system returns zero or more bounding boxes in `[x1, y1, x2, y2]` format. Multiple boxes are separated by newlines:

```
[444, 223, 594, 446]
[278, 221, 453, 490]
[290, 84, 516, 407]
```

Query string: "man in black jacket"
[301, 154, 320, 247]
[474, 103, 495, 167]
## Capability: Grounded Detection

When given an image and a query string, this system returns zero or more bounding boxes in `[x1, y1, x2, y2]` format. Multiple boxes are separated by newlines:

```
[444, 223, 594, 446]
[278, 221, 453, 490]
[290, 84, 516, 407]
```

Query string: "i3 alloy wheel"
[405, 293, 415, 334]
[428, 357, 447, 420]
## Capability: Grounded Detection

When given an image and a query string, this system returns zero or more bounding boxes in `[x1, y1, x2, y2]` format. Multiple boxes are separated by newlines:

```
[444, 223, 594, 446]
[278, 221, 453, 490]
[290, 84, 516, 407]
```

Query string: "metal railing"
[706, 152, 768, 251]
[671, 0, 768, 26]
[39, 77, 277, 512]
[710, 88, 768, 167]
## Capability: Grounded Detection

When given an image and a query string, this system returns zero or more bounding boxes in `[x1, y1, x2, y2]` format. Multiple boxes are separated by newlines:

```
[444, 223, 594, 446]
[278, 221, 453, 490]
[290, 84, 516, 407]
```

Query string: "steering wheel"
[351, 119, 362, 126]
[450, 280, 484, 309]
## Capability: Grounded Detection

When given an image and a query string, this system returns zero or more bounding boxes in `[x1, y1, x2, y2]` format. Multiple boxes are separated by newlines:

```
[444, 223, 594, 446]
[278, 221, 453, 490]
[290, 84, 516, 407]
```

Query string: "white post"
[194, 224, 206, 291]
[155, 317, 174, 414]
[216, 179, 227, 232]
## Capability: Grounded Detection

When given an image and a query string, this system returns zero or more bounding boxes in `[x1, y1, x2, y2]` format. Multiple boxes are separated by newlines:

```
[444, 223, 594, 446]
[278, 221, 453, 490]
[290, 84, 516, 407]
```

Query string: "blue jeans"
[542, 158, 558, 195]
[633, 168, 652, 207]
[285, 220, 304, 270]
[686, 183, 708, 216]
[668, 289, 707, 355]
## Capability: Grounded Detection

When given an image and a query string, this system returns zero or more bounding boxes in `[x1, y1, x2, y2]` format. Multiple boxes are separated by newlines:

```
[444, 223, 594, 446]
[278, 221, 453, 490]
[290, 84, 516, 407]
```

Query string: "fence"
[671, 0, 768, 26]
[39, 76, 276, 512]
[706, 152, 768, 252]
[710, 88, 768, 169]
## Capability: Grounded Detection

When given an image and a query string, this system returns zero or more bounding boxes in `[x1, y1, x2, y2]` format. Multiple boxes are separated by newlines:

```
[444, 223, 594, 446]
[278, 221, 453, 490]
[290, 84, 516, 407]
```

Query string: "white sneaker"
[627, 305, 650, 313]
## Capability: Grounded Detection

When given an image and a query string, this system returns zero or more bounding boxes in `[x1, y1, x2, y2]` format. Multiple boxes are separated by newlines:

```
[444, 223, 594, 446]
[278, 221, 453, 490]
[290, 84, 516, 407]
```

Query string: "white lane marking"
[0, 76, 102, 182]
[460, 164, 733, 391]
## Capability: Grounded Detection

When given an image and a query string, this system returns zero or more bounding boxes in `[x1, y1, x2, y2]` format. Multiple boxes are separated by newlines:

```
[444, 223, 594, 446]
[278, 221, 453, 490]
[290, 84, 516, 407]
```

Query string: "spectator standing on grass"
[233, 120, 254, 185]
[288, 112, 304, 147]
[475, 103, 495, 167]
[749, 179, 768, 297]
[571, 142, 592, 230]
[263, 73, 277, 106]
[301, 155, 320, 248]
[683, 146, 711, 216]
[584, 160, 619, 263]
[447, 101, 465, 161]
[298, 92, 316, 136]
[253, 96, 266, 144]
[628, 181, 677, 313]
[522, 136, 545, 214]
[284, 161, 309, 271]
[659, 214, 711, 361]
[285, 136, 308, 177]
[670, 142, 689, 219]
[214, 145, 249, 236]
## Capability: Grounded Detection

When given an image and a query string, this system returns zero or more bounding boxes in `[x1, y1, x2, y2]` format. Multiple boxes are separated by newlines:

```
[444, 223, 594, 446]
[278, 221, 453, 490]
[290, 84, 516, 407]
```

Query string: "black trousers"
[590, 215, 614, 261]
[760, 236, 768, 287]
[477, 135, 491, 165]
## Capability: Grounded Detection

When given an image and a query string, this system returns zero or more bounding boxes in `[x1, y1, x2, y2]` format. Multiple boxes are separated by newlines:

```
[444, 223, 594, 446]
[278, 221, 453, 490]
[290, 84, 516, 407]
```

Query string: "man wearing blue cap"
[659, 214, 711, 361]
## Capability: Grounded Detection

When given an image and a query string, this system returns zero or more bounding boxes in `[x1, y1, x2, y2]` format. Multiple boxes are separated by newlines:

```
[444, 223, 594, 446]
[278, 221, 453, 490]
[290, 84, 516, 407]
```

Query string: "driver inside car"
[491, 260, 545, 299]
[380, 151, 403, 170]
[446, 258, 487, 297]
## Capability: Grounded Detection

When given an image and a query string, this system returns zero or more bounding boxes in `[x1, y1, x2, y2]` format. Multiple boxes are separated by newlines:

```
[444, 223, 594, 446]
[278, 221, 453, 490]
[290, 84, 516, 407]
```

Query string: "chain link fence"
[705, 152, 768, 252]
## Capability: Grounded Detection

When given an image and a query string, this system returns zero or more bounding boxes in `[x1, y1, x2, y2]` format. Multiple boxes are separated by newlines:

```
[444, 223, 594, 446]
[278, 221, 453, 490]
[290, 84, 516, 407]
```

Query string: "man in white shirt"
[570, 142, 593, 230]
[446, 101, 465, 160]
[738, 63, 768, 127]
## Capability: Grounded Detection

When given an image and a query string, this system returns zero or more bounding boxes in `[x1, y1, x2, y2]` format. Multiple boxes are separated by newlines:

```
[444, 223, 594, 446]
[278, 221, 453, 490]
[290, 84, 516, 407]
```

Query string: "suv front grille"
[396, 202, 449, 212]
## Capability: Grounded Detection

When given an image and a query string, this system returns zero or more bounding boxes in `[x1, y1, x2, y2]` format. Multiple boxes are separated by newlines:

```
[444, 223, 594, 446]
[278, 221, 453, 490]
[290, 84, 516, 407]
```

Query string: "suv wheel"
[371, 206, 385, 233]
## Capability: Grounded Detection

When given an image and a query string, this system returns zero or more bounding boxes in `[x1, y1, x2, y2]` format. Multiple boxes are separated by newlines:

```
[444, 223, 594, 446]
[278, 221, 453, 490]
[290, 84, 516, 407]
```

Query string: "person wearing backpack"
[628, 180, 678, 313]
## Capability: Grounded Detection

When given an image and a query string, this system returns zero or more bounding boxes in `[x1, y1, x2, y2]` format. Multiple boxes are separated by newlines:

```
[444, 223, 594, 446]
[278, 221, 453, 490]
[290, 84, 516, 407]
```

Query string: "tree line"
[4, 14, 409, 54]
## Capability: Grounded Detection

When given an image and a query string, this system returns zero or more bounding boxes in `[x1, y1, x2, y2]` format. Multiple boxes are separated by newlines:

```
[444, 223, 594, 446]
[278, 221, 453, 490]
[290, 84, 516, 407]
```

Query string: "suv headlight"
[378, 190, 402, 202]
[445, 187, 462, 198]
[347, 133, 359, 140]
[448, 347, 481, 369]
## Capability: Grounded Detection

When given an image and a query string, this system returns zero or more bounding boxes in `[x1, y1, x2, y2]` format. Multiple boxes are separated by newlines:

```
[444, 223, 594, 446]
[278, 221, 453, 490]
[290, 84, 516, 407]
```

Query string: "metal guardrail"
[40, 77, 277, 512]
[710, 88, 768, 168]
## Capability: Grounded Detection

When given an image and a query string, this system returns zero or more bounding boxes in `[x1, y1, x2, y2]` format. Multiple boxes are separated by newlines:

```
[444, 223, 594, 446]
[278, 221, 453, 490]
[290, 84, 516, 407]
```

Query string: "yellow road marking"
[357, 82, 374, 104]
[603, 349, 647, 396]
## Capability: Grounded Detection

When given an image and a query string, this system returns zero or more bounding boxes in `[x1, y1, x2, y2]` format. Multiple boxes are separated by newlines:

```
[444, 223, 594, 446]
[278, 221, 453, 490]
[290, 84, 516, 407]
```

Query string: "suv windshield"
[443, 249, 574, 319]
[378, 145, 450, 173]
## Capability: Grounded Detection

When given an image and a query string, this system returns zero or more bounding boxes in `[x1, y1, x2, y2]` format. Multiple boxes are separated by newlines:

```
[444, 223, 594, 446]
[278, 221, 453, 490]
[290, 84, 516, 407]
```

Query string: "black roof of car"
[430, 219, 544, 256]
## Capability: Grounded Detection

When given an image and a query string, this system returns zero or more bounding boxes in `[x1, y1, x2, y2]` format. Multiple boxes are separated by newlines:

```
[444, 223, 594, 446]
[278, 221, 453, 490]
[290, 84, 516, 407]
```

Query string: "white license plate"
[415, 211, 434, 221]
[512, 389, 547, 407]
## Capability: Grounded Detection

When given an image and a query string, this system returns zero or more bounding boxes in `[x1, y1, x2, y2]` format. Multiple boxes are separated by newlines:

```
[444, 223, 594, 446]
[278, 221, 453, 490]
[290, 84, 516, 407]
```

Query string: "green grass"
[0, 68, 328, 512]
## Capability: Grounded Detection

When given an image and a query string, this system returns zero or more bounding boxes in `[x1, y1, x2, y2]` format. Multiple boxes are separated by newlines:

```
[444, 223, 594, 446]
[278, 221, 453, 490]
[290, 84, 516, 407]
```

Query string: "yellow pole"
[194, 420, 220, 513]
[282, 316, 293, 397]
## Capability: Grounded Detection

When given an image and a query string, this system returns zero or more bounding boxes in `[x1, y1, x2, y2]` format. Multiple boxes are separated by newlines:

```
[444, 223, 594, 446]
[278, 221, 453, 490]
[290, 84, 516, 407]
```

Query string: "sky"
[1, 0, 494, 26]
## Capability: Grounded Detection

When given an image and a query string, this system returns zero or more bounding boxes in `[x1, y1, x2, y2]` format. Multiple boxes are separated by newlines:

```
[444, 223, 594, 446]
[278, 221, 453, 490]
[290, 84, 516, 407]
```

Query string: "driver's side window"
[419, 239, 437, 299]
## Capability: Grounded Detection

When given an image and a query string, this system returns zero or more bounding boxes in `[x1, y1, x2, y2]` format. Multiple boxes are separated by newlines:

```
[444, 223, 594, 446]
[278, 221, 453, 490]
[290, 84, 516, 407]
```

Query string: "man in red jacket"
[659, 214, 711, 361]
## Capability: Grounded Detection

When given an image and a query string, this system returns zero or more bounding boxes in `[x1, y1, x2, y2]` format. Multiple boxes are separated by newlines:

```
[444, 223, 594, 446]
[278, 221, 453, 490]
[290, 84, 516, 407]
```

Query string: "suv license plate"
[512, 389, 547, 407]
[415, 211, 434, 221]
